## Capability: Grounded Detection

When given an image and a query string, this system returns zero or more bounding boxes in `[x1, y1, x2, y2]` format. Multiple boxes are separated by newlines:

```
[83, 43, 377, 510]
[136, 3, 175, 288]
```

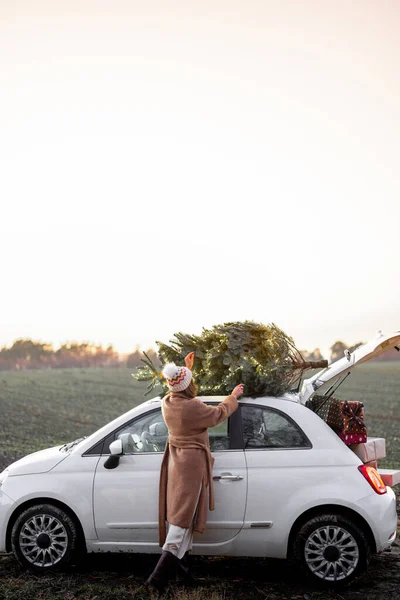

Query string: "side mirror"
[110, 439, 123, 455]
[104, 439, 123, 469]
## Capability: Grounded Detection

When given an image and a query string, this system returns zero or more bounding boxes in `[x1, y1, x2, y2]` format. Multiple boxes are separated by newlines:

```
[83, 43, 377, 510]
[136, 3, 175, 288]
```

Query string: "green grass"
[0, 368, 155, 469]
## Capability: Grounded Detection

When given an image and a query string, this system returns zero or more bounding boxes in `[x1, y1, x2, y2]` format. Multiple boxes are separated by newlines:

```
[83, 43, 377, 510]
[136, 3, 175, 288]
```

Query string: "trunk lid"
[299, 330, 400, 404]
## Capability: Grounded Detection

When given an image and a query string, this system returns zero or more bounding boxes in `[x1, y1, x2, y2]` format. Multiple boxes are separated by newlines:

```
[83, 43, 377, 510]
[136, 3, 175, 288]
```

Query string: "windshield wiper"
[59, 437, 86, 452]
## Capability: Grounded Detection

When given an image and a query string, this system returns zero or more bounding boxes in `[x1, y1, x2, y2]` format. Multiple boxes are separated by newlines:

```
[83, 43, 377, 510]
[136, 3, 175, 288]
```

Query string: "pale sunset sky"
[1, 1, 399, 359]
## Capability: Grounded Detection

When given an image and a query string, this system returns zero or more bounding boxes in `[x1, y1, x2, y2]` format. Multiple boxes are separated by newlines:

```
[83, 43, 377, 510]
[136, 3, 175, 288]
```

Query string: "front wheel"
[293, 513, 371, 587]
[11, 503, 80, 572]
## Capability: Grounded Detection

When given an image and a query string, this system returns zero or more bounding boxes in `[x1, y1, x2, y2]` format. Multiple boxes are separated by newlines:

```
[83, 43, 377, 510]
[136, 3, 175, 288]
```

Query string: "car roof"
[144, 393, 301, 406]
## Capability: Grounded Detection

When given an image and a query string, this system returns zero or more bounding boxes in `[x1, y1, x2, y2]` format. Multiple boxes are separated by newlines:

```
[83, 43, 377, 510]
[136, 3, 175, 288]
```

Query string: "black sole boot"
[146, 550, 180, 595]
[176, 551, 203, 587]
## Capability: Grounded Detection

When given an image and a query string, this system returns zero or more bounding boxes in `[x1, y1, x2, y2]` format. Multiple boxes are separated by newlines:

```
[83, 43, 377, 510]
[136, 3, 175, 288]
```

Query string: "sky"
[1, 0, 399, 359]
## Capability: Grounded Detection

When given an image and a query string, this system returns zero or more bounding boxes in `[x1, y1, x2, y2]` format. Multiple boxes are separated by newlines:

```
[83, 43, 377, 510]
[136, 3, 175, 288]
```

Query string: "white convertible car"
[0, 331, 399, 586]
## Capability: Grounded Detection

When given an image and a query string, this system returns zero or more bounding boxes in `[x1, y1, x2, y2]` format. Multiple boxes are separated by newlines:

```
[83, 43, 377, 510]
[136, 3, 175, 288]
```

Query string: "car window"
[206, 406, 229, 451]
[115, 406, 230, 453]
[241, 405, 309, 449]
[116, 410, 168, 453]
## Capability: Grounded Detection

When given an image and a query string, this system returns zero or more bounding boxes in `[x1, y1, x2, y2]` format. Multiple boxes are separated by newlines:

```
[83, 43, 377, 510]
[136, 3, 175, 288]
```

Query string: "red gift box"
[336, 400, 367, 445]
[340, 400, 366, 431]
[338, 431, 367, 445]
[308, 397, 367, 445]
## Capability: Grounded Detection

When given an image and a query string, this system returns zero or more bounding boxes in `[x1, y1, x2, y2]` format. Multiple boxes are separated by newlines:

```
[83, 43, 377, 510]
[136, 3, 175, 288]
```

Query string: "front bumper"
[0, 489, 15, 552]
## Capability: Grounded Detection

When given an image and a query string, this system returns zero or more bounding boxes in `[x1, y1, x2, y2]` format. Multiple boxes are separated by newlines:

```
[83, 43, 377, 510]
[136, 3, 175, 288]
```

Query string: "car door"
[93, 403, 247, 545]
[93, 408, 166, 543]
[240, 402, 312, 557]
[197, 405, 247, 544]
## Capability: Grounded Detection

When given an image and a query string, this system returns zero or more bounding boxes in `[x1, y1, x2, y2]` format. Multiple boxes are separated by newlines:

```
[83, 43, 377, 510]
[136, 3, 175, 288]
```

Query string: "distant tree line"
[0, 339, 159, 371]
[125, 346, 160, 369]
[0, 338, 397, 372]
[300, 347, 325, 363]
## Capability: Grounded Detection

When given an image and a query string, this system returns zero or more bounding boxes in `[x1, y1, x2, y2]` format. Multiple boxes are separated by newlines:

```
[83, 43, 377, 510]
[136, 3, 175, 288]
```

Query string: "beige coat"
[158, 392, 238, 546]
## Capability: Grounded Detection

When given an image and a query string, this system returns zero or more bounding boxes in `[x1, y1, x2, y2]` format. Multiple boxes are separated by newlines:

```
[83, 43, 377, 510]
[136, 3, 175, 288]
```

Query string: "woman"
[146, 352, 244, 593]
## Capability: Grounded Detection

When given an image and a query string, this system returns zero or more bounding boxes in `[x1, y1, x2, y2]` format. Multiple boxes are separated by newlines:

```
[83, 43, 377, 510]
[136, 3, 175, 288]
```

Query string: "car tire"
[11, 503, 80, 572]
[293, 513, 371, 587]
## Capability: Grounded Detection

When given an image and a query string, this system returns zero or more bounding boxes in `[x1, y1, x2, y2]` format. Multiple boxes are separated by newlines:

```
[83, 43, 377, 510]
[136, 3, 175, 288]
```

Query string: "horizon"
[0, 328, 394, 361]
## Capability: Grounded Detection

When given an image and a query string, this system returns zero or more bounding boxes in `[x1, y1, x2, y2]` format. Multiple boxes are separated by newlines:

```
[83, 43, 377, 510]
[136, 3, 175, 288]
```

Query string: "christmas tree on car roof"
[133, 321, 327, 397]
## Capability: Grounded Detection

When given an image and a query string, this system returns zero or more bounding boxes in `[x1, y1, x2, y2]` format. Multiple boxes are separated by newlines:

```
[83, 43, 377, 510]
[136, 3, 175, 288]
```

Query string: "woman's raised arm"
[192, 384, 244, 429]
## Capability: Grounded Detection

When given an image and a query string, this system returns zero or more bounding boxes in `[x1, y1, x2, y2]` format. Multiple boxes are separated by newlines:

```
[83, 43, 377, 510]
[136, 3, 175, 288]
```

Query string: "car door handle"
[213, 475, 243, 481]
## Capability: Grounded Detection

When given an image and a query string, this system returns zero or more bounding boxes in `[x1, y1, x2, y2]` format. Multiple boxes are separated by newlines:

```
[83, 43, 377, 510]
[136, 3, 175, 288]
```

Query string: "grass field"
[0, 362, 399, 469]
[0, 367, 150, 470]
[0, 363, 399, 600]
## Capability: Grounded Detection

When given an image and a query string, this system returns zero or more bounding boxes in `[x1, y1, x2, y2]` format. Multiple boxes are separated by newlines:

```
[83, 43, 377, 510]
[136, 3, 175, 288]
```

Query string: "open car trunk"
[299, 330, 400, 405]
[299, 330, 400, 486]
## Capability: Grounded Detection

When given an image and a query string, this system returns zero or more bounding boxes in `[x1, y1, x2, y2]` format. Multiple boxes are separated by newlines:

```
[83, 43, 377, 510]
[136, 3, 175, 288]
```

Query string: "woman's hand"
[232, 383, 245, 398]
[184, 352, 195, 369]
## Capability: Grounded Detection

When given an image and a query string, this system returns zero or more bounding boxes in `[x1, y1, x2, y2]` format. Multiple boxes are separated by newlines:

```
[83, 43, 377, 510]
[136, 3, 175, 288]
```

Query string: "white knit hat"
[162, 363, 192, 392]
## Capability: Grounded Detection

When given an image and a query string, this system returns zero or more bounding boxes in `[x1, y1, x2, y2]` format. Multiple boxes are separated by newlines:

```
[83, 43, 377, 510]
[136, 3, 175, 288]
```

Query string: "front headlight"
[0, 469, 9, 487]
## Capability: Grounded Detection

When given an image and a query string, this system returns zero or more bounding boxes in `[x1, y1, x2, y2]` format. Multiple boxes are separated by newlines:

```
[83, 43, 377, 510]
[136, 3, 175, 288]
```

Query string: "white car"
[0, 331, 399, 586]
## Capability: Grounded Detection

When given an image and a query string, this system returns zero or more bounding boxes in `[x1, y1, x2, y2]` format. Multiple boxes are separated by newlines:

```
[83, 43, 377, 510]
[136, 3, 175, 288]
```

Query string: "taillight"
[358, 465, 387, 494]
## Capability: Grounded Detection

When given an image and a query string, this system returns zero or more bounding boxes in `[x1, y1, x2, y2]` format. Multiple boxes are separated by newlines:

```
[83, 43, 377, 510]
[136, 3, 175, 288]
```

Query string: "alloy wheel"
[304, 525, 359, 581]
[19, 513, 68, 567]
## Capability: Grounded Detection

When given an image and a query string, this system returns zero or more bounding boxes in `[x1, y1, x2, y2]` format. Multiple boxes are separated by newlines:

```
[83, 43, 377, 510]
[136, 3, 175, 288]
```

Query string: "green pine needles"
[133, 321, 325, 398]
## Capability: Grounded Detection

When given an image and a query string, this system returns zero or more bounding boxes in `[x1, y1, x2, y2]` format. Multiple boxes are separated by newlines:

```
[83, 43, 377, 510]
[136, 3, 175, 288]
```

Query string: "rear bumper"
[357, 485, 397, 552]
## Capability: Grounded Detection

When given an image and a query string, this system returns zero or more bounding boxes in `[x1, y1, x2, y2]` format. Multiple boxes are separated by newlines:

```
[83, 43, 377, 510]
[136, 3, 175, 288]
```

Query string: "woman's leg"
[163, 481, 200, 558]
[146, 523, 193, 592]
[145, 549, 179, 593]
[162, 523, 194, 559]
[148, 484, 201, 591]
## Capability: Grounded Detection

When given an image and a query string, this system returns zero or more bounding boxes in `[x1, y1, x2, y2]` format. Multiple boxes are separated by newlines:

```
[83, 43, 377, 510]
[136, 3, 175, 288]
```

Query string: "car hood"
[299, 329, 400, 404]
[7, 445, 68, 476]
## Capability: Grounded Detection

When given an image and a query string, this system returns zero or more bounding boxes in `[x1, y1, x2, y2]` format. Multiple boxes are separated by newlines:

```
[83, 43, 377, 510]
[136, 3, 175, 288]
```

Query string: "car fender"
[3, 457, 100, 543]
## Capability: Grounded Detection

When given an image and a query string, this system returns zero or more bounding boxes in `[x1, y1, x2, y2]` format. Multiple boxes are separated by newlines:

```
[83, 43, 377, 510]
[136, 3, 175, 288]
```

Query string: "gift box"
[338, 432, 367, 444]
[338, 400, 367, 436]
[350, 437, 386, 462]
[307, 397, 367, 441]
[378, 469, 400, 487]
[306, 395, 343, 429]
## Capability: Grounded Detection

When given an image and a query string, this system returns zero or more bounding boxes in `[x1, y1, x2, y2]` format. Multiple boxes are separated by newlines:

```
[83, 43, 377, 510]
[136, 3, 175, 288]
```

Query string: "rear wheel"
[293, 513, 371, 587]
[11, 504, 80, 572]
